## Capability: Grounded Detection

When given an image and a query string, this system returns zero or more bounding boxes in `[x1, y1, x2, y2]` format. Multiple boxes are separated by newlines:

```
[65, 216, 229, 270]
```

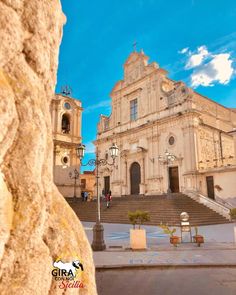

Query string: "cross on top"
[133, 41, 138, 52]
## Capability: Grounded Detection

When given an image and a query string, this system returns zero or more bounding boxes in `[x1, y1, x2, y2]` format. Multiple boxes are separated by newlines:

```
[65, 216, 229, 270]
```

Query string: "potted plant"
[193, 227, 204, 247]
[160, 223, 180, 247]
[128, 210, 150, 250]
[230, 208, 236, 222]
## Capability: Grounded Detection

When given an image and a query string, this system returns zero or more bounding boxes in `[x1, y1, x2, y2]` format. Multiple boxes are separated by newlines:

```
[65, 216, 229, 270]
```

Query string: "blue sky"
[56, 0, 236, 169]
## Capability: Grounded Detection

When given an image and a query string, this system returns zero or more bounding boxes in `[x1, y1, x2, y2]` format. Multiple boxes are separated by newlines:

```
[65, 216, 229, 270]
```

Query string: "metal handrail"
[185, 190, 231, 219]
[215, 195, 234, 209]
[196, 192, 230, 212]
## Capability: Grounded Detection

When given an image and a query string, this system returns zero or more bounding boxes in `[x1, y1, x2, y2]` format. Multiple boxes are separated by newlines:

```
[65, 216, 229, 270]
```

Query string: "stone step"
[77, 213, 224, 217]
[76, 213, 226, 219]
[66, 193, 230, 226]
[78, 213, 223, 217]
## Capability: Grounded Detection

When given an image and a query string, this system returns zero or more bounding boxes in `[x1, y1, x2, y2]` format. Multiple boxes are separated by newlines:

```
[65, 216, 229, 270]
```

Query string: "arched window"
[61, 114, 70, 134]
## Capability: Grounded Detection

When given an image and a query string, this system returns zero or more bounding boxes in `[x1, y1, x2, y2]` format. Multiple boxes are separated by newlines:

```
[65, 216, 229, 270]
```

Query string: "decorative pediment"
[124, 51, 150, 84]
[124, 52, 144, 65]
[62, 97, 81, 109]
[124, 51, 149, 67]
[54, 94, 82, 114]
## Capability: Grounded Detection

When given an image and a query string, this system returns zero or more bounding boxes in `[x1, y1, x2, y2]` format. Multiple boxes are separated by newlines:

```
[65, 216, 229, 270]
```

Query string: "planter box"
[130, 229, 147, 250]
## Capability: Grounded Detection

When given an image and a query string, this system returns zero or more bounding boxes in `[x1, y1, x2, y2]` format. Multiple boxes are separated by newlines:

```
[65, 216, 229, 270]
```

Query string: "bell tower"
[50, 88, 83, 197]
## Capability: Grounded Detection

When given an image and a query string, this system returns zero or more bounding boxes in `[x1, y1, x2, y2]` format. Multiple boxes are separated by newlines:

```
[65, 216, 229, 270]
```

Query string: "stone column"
[139, 150, 146, 195]
[74, 111, 78, 137]
[229, 130, 236, 165]
[182, 123, 198, 191]
[55, 101, 60, 133]
[182, 125, 198, 172]
[121, 152, 128, 195]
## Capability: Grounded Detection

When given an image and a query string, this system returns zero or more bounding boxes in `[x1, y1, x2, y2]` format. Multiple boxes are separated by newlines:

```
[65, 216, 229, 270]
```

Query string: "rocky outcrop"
[0, 1, 97, 294]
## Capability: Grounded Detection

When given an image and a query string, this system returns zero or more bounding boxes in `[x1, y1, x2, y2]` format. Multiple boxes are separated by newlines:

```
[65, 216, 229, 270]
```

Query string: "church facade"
[95, 51, 236, 204]
[51, 93, 82, 197]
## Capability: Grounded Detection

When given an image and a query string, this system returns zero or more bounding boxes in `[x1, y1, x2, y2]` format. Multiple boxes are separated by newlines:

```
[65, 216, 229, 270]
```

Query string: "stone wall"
[0, 1, 97, 294]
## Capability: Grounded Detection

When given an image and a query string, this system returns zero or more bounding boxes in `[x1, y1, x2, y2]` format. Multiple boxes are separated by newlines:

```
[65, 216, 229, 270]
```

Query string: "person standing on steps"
[84, 191, 88, 202]
[81, 191, 84, 201]
[109, 190, 112, 207]
[106, 191, 112, 208]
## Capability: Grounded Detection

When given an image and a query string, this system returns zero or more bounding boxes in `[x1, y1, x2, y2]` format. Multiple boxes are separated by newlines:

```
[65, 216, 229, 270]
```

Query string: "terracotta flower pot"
[170, 236, 180, 247]
[193, 235, 204, 247]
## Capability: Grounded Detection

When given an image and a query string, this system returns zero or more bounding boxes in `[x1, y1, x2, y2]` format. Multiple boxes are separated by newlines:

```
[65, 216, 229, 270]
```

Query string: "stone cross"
[133, 41, 137, 52]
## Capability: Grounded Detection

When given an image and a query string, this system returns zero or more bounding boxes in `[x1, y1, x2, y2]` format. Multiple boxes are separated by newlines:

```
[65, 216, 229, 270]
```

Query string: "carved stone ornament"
[166, 82, 193, 106]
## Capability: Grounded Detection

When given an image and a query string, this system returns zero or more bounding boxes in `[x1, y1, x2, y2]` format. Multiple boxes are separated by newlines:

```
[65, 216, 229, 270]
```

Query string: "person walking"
[81, 191, 84, 201]
[84, 191, 88, 202]
[105, 192, 111, 208]
[106, 190, 112, 208]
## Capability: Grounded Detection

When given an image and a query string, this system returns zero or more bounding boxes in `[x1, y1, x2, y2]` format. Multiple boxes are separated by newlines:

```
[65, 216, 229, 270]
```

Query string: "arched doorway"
[130, 162, 141, 195]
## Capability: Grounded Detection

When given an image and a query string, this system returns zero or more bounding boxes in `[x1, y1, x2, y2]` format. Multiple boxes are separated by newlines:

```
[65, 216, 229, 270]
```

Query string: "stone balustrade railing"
[184, 190, 231, 220]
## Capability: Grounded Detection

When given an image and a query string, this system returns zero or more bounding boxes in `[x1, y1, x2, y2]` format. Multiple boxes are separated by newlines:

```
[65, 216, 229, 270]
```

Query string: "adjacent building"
[51, 92, 82, 197]
[80, 170, 96, 200]
[95, 50, 236, 205]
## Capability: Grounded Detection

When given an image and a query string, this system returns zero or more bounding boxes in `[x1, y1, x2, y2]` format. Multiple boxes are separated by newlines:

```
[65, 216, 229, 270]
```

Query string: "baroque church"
[95, 50, 236, 205]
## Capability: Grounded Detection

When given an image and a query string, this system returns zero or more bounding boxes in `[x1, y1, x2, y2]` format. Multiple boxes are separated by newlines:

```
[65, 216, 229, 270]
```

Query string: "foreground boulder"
[0, 1, 97, 294]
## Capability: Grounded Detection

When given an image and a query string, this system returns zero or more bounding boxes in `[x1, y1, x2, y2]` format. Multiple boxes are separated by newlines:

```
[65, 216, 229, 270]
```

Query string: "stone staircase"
[66, 193, 231, 226]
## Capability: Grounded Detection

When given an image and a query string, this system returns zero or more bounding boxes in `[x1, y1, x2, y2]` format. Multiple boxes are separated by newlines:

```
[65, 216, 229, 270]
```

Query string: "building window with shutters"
[130, 98, 138, 121]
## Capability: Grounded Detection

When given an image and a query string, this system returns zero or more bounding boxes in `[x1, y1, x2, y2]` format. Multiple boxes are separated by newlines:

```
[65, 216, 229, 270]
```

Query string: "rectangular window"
[130, 99, 138, 121]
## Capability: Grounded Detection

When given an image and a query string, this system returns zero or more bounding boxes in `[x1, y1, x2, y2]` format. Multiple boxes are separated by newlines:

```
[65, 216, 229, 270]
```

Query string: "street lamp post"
[158, 150, 176, 195]
[69, 169, 80, 198]
[76, 143, 119, 251]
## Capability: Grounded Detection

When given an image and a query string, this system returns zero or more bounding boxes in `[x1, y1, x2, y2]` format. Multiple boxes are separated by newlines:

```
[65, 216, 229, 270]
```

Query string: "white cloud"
[180, 43, 235, 87]
[84, 99, 111, 114]
[83, 141, 95, 154]
[191, 53, 234, 87]
[179, 47, 189, 54]
[185, 46, 209, 69]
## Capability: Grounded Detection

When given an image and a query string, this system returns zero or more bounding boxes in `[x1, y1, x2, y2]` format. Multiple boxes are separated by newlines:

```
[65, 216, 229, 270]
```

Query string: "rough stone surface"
[0, 1, 97, 294]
